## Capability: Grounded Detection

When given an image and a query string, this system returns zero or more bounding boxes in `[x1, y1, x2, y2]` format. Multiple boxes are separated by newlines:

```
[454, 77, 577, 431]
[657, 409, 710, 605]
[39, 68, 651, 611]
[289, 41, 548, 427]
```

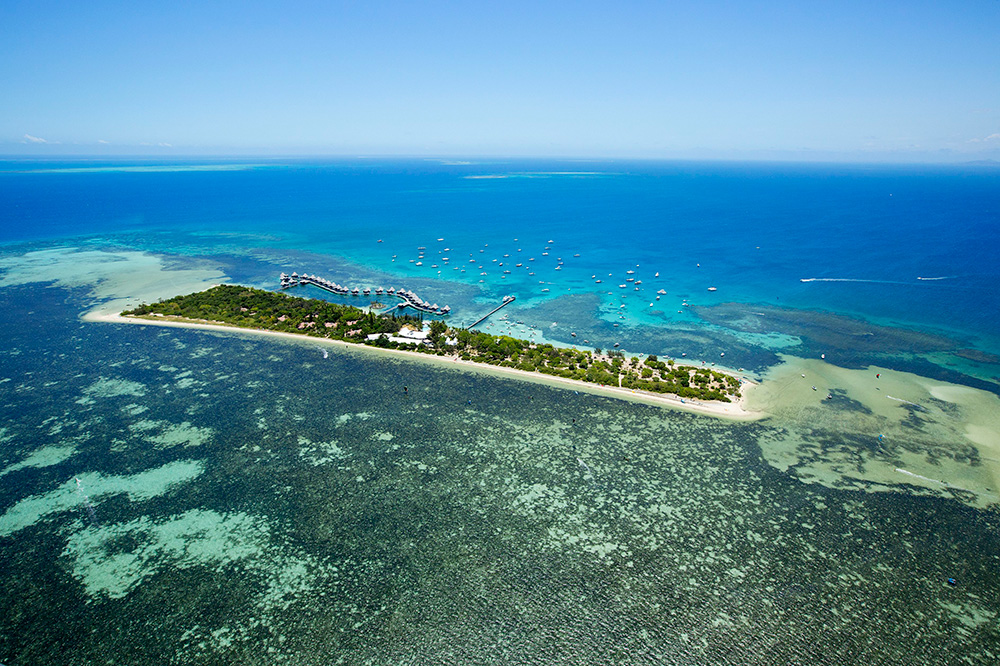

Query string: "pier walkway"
[280, 272, 451, 316]
[467, 295, 516, 329]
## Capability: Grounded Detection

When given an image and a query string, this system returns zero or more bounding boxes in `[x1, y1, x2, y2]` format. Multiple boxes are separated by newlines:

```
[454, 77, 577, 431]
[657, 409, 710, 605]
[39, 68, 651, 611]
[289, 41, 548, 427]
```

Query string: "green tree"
[428, 319, 448, 346]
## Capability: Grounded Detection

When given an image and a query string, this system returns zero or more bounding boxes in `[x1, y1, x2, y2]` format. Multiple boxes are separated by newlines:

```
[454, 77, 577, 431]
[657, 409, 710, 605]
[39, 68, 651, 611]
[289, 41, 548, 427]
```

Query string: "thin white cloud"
[23, 133, 48, 143]
[158, 142, 173, 147]
[97, 139, 109, 144]
[968, 133, 1000, 143]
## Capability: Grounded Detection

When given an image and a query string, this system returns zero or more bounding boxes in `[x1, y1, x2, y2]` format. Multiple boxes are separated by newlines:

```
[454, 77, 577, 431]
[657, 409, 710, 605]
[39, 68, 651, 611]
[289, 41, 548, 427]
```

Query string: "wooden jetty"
[467, 295, 516, 329]
[280, 272, 451, 316]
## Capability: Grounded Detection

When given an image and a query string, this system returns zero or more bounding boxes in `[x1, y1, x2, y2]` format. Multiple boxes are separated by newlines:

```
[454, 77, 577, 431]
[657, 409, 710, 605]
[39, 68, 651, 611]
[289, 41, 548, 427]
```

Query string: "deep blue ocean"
[2, 158, 998, 359]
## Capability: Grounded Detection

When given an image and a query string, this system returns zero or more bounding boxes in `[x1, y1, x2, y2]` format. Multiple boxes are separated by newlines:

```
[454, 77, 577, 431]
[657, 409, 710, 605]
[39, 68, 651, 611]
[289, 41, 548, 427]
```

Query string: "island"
[121, 284, 748, 408]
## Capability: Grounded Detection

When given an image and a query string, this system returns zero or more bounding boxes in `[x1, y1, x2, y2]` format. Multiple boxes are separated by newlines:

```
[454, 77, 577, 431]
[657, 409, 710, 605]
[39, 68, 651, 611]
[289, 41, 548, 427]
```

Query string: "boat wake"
[801, 276, 957, 285]
[799, 277, 910, 285]
[73, 477, 99, 526]
[886, 395, 925, 410]
[577, 457, 598, 490]
[895, 468, 945, 485]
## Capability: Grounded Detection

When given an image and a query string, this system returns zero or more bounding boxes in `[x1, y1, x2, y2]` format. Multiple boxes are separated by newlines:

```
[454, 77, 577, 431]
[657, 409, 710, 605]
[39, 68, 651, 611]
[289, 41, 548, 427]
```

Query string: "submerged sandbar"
[748, 354, 1000, 507]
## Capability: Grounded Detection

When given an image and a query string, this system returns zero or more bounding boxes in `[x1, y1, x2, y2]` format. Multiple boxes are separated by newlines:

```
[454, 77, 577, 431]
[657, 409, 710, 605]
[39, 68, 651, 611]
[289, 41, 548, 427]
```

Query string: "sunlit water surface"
[1, 286, 998, 665]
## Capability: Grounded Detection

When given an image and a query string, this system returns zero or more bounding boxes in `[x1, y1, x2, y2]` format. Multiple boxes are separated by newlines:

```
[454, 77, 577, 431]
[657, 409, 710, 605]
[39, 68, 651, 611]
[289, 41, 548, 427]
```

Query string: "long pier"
[467, 295, 516, 329]
[280, 272, 450, 316]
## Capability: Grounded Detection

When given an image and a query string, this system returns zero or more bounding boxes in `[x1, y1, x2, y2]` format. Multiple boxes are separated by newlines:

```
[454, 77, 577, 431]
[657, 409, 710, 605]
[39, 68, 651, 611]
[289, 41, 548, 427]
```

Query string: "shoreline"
[84, 309, 764, 422]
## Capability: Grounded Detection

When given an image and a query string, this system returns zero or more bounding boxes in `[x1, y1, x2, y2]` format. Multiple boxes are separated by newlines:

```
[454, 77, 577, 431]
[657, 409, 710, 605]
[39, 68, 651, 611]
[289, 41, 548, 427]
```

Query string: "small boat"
[707, 287, 717, 291]
[654, 272, 659, 277]
[574, 254, 580, 257]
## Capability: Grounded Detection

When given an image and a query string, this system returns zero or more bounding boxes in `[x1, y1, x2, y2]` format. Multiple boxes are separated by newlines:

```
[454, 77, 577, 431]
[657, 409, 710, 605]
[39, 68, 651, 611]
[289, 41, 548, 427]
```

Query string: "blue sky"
[2, 0, 999, 161]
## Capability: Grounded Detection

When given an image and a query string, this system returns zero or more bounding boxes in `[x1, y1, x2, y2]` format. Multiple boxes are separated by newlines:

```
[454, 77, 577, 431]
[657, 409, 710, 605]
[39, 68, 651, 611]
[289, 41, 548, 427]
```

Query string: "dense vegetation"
[123, 285, 742, 403]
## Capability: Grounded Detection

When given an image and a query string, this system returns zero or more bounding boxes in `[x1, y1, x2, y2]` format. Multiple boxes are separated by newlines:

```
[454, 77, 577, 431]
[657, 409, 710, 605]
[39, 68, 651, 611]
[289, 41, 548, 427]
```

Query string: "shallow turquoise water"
[2, 158, 999, 362]
[1, 286, 999, 664]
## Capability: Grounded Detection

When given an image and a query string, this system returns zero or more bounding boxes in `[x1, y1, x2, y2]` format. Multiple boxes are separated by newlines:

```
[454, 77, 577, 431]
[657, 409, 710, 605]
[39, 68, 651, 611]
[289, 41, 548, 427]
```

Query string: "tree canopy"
[123, 284, 742, 403]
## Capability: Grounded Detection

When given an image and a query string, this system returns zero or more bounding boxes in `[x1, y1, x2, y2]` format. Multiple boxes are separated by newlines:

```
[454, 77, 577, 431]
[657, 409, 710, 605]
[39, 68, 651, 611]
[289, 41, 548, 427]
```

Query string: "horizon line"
[1, 153, 999, 168]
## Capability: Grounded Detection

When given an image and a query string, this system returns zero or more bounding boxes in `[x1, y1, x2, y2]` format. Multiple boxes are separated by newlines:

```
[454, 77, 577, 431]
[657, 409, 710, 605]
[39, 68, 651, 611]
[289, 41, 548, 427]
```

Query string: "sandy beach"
[85, 309, 763, 421]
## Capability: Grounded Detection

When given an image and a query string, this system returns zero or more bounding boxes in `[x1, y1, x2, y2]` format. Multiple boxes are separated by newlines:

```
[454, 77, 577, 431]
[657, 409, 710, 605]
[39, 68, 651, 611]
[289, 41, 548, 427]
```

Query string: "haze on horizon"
[2, 0, 999, 163]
